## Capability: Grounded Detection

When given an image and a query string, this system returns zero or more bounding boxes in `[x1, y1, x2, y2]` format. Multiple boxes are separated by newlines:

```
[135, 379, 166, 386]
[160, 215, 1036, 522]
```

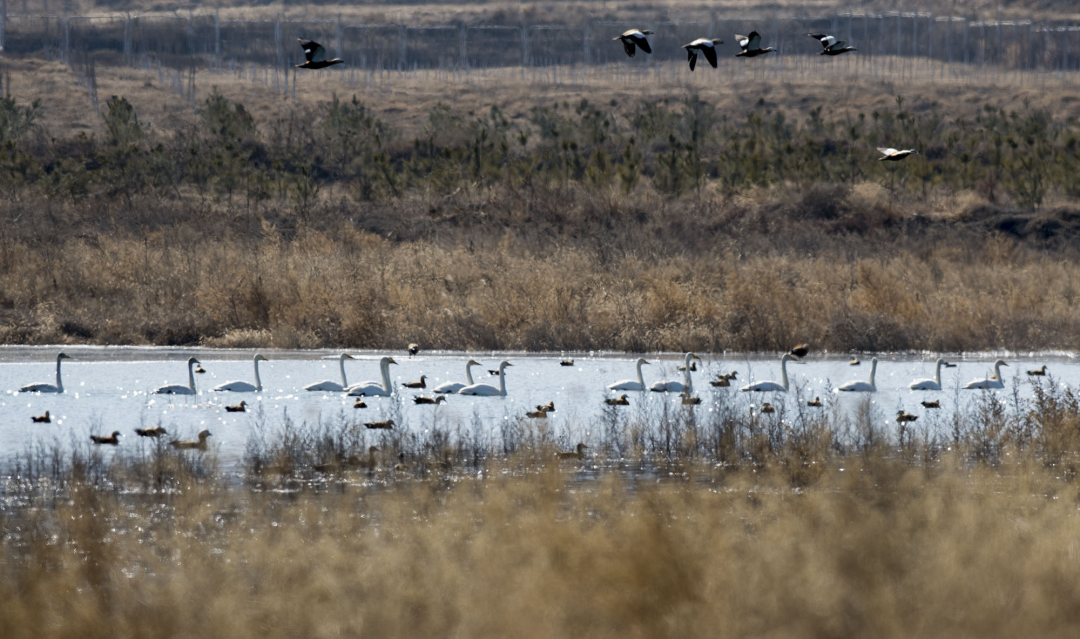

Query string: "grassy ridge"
[0, 88, 1079, 350]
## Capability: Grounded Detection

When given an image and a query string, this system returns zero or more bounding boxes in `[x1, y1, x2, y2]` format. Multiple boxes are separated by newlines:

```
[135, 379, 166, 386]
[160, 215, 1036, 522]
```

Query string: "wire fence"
[4, 9, 1079, 114]
[1, 10, 1077, 73]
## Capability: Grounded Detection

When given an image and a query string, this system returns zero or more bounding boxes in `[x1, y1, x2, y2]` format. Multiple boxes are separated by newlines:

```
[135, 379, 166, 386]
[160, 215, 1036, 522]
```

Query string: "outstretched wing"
[814, 34, 837, 49]
[702, 45, 718, 68]
[636, 35, 652, 54]
[298, 39, 327, 63]
[688, 50, 697, 71]
[877, 147, 897, 156]
[830, 40, 847, 51]
[622, 38, 637, 57]
[747, 31, 762, 50]
[736, 34, 749, 49]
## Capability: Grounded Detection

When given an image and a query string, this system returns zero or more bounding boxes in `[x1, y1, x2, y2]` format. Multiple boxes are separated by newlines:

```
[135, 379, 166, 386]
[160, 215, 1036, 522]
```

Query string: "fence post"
[521, 23, 529, 67]
[912, 7, 918, 56]
[962, 16, 968, 65]
[927, 14, 933, 61]
[61, 12, 69, 63]
[896, 11, 901, 57]
[214, 11, 221, 71]
[0, 0, 7, 53]
[335, 14, 343, 59]
[275, 14, 284, 69]
[583, 21, 590, 65]
[460, 23, 468, 69]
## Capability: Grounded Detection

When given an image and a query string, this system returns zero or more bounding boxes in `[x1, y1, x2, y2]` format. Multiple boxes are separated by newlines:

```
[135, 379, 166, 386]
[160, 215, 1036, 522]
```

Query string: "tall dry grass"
[2, 196, 1080, 352]
[3, 379, 1080, 637]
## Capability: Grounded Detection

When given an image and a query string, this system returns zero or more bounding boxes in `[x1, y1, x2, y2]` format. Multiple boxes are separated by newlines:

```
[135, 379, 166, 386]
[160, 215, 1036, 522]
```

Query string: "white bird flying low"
[614, 29, 652, 58]
[877, 147, 918, 161]
[682, 38, 722, 70]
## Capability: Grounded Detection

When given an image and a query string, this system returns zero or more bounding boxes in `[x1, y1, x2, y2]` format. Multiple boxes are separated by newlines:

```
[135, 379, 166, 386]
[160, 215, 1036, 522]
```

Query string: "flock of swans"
[18, 350, 1030, 407]
[7, 347, 1060, 449]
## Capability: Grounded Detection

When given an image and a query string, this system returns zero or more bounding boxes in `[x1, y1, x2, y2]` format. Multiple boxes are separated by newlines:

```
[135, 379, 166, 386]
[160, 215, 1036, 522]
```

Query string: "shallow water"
[2, 346, 1077, 469]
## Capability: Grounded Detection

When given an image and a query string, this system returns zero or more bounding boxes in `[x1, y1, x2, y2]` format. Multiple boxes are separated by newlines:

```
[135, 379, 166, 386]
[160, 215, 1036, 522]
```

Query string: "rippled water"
[2, 346, 1077, 468]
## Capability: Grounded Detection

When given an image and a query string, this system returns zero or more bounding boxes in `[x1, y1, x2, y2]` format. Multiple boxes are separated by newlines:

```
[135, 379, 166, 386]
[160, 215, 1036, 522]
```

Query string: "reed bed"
[4, 380, 1080, 638]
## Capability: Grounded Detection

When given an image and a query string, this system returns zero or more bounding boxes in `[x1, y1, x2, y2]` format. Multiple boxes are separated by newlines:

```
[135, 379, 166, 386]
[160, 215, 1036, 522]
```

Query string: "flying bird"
[296, 39, 344, 69]
[877, 147, 918, 161]
[736, 31, 774, 57]
[683, 38, 722, 70]
[613, 29, 652, 58]
[808, 33, 856, 55]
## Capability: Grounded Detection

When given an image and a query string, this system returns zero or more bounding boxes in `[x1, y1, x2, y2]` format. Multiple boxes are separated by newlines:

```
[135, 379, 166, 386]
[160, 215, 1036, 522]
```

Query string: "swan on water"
[433, 359, 481, 394]
[213, 354, 268, 392]
[19, 352, 71, 393]
[909, 358, 946, 391]
[608, 358, 650, 391]
[838, 357, 878, 392]
[154, 357, 201, 395]
[460, 361, 512, 396]
[304, 353, 355, 392]
[963, 360, 1008, 390]
[650, 353, 699, 392]
[347, 357, 398, 396]
[740, 354, 792, 392]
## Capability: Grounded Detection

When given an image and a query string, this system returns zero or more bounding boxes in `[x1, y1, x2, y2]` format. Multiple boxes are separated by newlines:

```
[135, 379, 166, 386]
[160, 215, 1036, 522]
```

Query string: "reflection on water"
[1, 346, 1077, 469]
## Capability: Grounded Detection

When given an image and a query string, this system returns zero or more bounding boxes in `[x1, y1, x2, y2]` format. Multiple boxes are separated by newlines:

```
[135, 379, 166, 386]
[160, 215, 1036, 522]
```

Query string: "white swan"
[213, 354, 268, 392]
[608, 358, 650, 391]
[909, 358, 946, 391]
[740, 354, 793, 392]
[459, 361, 512, 396]
[650, 353, 699, 393]
[154, 357, 201, 395]
[964, 360, 1008, 390]
[346, 357, 398, 396]
[19, 352, 71, 393]
[838, 357, 878, 392]
[433, 359, 481, 394]
[304, 353, 355, 392]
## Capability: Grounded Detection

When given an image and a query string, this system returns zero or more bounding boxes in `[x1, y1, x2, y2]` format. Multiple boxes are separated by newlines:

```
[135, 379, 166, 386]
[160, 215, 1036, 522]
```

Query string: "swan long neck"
[781, 357, 789, 391]
[339, 355, 349, 387]
[682, 354, 693, 391]
[636, 359, 645, 386]
[381, 359, 393, 393]
[498, 364, 507, 396]
[465, 361, 476, 386]
[994, 362, 1003, 381]
[253, 356, 263, 392]
[188, 360, 197, 392]
[869, 360, 877, 386]
[934, 359, 943, 385]
[55, 355, 64, 392]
